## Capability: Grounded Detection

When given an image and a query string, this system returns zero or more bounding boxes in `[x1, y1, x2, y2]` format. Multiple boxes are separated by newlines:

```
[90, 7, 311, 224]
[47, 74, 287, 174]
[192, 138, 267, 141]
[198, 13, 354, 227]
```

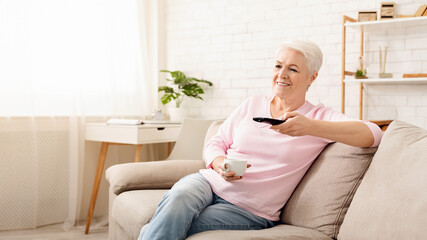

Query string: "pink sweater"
[200, 95, 383, 221]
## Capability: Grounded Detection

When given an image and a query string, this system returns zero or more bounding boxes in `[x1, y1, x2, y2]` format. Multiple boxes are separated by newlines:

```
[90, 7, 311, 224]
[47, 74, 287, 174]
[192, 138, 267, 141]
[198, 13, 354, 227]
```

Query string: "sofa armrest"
[105, 160, 205, 195]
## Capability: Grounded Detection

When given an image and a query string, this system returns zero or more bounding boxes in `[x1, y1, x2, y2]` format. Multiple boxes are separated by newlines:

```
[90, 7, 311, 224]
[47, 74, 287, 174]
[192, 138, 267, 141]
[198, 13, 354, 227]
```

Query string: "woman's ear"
[309, 72, 318, 84]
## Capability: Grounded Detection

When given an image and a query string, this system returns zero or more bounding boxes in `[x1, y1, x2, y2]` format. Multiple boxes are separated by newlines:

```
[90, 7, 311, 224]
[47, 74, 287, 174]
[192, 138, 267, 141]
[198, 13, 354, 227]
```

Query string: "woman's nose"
[278, 69, 288, 79]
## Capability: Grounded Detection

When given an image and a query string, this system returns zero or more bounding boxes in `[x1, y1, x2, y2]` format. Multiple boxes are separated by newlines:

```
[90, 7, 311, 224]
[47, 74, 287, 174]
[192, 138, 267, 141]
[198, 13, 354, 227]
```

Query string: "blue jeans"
[138, 173, 276, 240]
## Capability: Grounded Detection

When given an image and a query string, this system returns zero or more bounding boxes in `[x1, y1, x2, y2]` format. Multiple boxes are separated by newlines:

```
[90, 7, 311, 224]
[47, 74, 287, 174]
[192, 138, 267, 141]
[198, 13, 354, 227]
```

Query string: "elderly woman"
[138, 40, 383, 240]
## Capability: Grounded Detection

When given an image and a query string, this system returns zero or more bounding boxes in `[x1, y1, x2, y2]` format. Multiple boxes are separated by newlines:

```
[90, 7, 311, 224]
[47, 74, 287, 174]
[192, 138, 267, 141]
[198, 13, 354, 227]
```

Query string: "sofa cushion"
[338, 121, 427, 240]
[111, 189, 332, 240]
[111, 189, 168, 240]
[187, 224, 332, 240]
[282, 142, 377, 239]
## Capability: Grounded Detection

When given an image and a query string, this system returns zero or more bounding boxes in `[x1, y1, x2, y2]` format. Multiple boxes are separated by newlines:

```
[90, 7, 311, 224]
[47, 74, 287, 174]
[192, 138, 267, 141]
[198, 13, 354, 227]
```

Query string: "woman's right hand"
[211, 156, 243, 181]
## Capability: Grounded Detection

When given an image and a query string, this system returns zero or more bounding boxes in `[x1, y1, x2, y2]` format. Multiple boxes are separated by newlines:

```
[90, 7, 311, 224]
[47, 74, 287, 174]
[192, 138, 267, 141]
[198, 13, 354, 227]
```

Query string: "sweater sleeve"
[309, 104, 383, 147]
[362, 121, 383, 147]
[203, 97, 252, 168]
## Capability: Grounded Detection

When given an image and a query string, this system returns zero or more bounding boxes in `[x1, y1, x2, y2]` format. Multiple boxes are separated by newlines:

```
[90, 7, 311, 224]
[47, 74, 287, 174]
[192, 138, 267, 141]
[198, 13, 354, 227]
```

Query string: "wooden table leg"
[85, 142, 109, 234]
[135, 144, 142, 162]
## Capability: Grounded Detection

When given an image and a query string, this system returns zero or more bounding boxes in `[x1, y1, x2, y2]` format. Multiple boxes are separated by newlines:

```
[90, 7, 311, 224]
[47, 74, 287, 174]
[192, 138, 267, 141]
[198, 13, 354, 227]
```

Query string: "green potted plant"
[355, 69, 367, 79]
[158, 70, 213, 121]
[355, 56, 367, 79]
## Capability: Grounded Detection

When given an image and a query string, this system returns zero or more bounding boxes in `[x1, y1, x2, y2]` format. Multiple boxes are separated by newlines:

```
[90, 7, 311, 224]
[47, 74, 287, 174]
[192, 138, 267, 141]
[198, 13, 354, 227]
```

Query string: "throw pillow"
[338, 121, 427, 239]
[281, 142, 377, 239]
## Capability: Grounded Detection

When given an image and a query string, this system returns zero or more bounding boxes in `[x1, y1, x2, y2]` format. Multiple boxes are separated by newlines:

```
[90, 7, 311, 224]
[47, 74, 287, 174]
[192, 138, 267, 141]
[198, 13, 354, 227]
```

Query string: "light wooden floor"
[0, 223, 108, 240]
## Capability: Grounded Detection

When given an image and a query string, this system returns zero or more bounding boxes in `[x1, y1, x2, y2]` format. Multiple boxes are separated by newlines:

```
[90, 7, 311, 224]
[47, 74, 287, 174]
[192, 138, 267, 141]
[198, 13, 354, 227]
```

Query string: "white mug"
[221, 159, 248, 177]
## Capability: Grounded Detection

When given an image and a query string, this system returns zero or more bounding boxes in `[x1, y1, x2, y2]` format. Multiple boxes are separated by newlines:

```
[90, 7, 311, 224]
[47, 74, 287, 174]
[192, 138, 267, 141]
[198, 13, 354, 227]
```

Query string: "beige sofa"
[105, 119, 427, 240]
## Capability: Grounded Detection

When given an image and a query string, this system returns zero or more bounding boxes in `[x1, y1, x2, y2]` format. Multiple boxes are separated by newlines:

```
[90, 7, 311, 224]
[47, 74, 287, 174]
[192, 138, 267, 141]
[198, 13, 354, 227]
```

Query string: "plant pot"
[168, 107, 186, 122]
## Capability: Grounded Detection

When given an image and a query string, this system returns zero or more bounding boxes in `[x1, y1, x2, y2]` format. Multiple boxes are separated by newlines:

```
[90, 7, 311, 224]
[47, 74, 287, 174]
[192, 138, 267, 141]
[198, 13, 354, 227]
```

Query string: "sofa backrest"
[281, 142, 377, 239]
[166, 118, 215, 161]
[338, 120, 427, 240]
[202, 120, 225, 163]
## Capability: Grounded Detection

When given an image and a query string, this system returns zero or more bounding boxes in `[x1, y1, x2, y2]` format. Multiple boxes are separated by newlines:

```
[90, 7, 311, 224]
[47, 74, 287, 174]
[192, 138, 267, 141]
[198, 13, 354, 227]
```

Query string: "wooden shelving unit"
[341, 15, 427, 120]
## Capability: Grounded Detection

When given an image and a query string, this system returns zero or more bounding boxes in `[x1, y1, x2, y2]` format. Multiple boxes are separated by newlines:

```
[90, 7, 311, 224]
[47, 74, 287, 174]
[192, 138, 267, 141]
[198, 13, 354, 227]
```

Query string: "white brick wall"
[163, 0, 427, 128]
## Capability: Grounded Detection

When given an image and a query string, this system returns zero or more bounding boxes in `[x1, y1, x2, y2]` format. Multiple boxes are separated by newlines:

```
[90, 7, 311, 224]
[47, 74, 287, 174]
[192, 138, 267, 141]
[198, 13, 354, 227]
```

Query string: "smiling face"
[272, 48, 318, 106]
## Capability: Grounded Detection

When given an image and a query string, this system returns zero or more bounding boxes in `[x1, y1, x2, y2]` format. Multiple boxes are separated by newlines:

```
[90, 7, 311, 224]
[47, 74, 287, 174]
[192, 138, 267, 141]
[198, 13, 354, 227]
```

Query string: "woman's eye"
[290, 68, 298, 72]
[275, 65, 281, 69]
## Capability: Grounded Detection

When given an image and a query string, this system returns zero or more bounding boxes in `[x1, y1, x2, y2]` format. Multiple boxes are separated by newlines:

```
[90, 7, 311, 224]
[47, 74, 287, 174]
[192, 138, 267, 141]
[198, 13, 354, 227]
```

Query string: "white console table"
[84, 122, 181, 234]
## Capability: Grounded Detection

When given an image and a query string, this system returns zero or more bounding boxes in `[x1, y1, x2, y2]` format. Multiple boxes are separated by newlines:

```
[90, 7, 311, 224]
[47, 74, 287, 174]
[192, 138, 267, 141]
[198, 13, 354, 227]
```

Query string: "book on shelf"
[106, 119, 181, 125]
[402, 73, 427, 78]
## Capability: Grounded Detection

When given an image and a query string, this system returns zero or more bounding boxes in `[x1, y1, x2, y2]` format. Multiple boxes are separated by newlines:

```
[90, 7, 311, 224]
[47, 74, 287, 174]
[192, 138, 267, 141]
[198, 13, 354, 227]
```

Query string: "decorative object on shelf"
[355, 69, 367, 79]
[379, 46, 393, 78]
[402, 73, 427, 78]
[358, 11, 377, 22]
[151, 109, 163, 120]
[380, 2, 395, 20]
[414, 5, 427, 17]
[355, 56, 367, 79]
[158, 70, 213, 121]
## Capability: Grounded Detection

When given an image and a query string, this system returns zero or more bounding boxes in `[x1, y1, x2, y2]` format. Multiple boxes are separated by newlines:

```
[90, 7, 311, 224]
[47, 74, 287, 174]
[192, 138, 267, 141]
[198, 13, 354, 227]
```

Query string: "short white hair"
[276, 39, 323, 75]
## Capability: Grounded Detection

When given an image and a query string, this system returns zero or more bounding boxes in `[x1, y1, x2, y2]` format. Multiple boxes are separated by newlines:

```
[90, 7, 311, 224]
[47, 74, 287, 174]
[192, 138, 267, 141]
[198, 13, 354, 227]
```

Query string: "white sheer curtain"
[0, 0, 159, 230]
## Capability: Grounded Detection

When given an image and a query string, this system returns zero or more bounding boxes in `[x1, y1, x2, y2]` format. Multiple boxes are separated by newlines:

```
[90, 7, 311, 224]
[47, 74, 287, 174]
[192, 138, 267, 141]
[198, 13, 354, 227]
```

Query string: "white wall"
[163, 0, 427, 128]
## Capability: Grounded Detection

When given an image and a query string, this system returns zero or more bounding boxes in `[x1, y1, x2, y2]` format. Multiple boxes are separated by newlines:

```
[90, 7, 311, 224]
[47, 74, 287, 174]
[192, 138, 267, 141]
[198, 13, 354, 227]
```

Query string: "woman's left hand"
[269, 111, 313, 136]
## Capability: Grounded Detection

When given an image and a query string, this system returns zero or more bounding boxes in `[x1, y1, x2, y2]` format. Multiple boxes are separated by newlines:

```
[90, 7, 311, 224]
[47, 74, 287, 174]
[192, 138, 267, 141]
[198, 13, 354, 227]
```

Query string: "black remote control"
[253, 117, 286, 125]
